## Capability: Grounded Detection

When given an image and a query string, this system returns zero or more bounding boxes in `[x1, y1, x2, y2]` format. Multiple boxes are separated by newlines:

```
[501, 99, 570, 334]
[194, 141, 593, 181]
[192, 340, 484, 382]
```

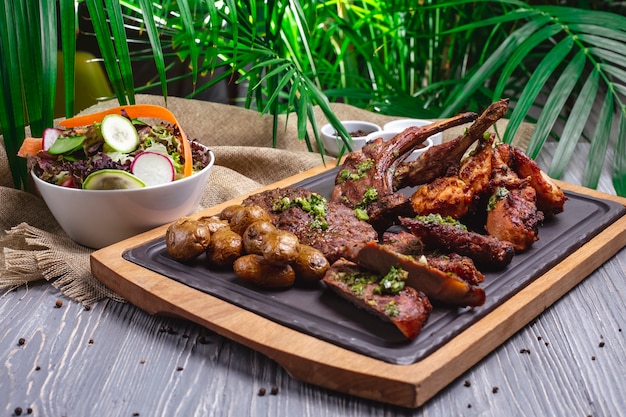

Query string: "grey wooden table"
[1, 142, 625, 417]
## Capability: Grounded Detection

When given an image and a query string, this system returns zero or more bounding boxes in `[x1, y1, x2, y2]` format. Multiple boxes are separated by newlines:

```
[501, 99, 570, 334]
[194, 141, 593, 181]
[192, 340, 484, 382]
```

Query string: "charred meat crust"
[381, 231, 484, 285]
[322, 258, 432, 340]
[399, 217, 515, 269]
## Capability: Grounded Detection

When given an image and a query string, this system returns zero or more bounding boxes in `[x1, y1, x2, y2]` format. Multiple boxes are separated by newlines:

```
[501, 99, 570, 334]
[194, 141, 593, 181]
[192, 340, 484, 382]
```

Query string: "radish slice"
[130, 151, 175, 187]
[42, 128, 63, 151]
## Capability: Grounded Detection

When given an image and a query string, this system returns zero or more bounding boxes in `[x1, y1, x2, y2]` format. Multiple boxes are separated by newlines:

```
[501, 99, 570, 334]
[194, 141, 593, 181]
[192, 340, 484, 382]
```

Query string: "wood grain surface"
[2, 144, 626, 416]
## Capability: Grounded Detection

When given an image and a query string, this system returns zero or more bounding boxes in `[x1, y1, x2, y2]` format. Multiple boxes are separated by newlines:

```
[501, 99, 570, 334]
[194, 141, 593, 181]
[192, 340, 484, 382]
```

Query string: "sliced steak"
[322, 258, 432, 340]
[355, 242, 486, 307]
[381, 231, 484, 285]
[242, 187, 377, 263]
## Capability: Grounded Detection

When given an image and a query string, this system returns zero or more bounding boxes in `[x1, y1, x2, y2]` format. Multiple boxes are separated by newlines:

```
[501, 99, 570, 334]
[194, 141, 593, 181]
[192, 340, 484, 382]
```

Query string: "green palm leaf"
[84, 0, 128, 104]
[582, 91, 613, 190]
[525, 50, 586, 159]
[548, 69, 600, 179]
[104, 0, 135, 104]
[614, 114, 626, 195]
[136, 0, 168, 102]
[59, 0, 77, 118]
[503, 36, 574, 145]
[440, 16, 550, 117]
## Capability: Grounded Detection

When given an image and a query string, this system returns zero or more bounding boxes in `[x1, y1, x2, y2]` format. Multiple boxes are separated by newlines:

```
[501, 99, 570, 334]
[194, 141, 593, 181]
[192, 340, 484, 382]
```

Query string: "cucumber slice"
[82, 169, 146, 190]
[100, 114, 139, 153]
[48, 135, 85, 155]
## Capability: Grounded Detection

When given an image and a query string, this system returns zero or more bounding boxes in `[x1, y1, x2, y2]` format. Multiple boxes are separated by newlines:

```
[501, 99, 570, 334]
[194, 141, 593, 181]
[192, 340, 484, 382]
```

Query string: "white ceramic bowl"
[320, 120, 381, 156]
[364, 130, 433, 161]
[33, 147, 215, 249]
[383, 119, 443, 145]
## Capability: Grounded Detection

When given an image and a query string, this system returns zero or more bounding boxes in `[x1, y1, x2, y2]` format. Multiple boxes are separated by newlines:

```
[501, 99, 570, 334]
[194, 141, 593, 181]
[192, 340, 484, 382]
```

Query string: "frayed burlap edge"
[0, 223, 124, 305]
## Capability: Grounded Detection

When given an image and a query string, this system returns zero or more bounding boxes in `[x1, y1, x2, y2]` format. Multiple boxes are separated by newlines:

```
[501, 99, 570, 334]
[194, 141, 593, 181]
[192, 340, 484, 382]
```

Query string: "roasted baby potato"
[242, 220, 276, 255]
[219, 204, 244, 222]
[233, 254, 295, 288]
[261, 229, 300, 265]
[206, 227, 243, 268]
[165, 217, 211, 261]
[229, 205, 272, 235]
[197, 215, 230, 233]
[291, 244, 330, 284]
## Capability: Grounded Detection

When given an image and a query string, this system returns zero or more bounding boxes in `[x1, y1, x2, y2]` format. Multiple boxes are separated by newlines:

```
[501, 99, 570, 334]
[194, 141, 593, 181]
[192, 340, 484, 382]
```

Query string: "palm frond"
[59, 0, 77, 118]
[614, 111, 626, 196]
[84, 0, 131, 104]
[548, 69, 600, 179]
[136, 0, 168, 101]
[502, 36, 575, 146]
[582, 91, 614, 189]
[525, 50, 586, 159]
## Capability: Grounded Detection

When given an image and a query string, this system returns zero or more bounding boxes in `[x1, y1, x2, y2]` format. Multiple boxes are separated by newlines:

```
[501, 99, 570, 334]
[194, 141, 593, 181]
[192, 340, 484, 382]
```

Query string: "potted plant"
[2, 0, 625, 196]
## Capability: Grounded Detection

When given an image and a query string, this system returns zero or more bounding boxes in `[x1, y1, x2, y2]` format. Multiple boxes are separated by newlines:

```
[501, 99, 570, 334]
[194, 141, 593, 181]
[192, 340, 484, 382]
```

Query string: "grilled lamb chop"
[322, 258, 432, 340]
[242, 187, 377, 263]
[393, 98, 509, 189]
[330, 111, 479, 231]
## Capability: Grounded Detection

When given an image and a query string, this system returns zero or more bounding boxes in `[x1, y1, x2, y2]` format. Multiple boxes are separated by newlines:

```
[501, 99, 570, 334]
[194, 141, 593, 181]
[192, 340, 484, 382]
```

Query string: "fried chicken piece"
[485, 186, 543, 252]
[486, 144, 545, 252]
[494, 143, 566, 217]
[410, 135, 494, 219]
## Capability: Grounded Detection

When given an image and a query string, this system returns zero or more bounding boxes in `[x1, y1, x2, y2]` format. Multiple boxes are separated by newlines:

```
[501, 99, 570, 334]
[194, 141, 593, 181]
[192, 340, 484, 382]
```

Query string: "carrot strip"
[60, 104, 193, 177]
[17, 137, 44, 158]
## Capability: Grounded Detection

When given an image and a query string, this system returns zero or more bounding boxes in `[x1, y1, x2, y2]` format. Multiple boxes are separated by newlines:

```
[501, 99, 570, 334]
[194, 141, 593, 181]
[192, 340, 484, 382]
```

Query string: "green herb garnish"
[414, 213, 467, 231]
[374, 266, 408, 295]
[338, 158, 374, 182]
[487, 187, 509, 211]
[272, 193, 329, 230]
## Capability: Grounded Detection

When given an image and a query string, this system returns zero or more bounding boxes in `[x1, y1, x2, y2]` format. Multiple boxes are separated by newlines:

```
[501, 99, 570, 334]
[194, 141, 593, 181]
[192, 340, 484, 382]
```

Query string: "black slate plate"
[123, 168, 626, 365]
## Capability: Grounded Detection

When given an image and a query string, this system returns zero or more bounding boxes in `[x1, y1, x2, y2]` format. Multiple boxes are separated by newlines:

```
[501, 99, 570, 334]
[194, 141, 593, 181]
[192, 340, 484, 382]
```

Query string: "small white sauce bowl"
[33, 145, 215, 249]
[320, 120, 382, 157]
[364, 130, 433, 161]
[383, 119, 443, 146]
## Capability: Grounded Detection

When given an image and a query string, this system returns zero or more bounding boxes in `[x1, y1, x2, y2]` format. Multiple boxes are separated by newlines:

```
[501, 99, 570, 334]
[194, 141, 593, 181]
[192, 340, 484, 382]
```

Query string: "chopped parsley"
[414, 213, 467, 231]
[374, 266, 407, 295]
[338, 158, 374, 182]
[337, 266, 408, 297]
[353, 187, 378, 221]
[337, 271, 379, 296]
[384, 301, 400, 317]
[487, 187, 509, 211]
[272, 193, 329, 230]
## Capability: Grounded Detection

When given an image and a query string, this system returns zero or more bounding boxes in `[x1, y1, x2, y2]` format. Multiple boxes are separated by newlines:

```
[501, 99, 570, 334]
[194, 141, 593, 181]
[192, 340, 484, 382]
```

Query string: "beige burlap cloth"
[0, 95, 532, 306]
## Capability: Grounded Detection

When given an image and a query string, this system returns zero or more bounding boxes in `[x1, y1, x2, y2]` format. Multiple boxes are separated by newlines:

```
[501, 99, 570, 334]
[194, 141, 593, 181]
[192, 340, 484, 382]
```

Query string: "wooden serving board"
[90, 164, 626, 408]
